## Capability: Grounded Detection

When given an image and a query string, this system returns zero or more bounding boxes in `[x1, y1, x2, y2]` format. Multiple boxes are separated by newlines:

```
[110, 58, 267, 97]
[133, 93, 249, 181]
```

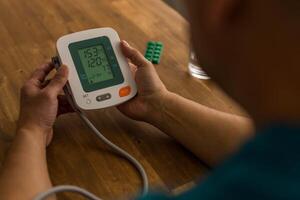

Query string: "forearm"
[0, 127, 53, 200]
[148, 92, 254, 166]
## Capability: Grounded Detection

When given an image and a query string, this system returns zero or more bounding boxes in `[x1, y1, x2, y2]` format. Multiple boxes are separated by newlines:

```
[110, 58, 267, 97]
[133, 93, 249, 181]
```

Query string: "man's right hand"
[118, 40, 170, 122]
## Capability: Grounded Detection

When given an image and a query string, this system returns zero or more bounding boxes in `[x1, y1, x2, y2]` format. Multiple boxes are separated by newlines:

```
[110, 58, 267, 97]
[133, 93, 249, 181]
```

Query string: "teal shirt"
[139, 125, 300, 200]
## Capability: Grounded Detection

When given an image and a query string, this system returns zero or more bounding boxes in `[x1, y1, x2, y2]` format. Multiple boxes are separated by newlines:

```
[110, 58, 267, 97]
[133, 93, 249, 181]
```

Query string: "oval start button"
[119, 86, 131, 97]
[96, 93, 112, 102]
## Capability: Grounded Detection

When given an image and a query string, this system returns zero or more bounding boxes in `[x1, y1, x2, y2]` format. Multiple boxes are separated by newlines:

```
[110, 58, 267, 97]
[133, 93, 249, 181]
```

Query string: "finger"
[30, 63, 54, 84]
[129, 62, 137, 71]
[41, 79, 65, 92]
[129, 63, 137, 78]
[41, 79, 51, 88]
[45, 65, 69, 95]
[120, 40, 151, 68]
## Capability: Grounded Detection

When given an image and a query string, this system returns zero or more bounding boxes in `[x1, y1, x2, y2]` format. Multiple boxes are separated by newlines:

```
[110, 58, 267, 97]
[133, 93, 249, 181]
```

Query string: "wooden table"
[0, 0, 244, 199]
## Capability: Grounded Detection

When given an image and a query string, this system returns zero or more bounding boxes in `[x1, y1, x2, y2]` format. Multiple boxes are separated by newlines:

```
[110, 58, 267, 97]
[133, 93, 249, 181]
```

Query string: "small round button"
[86, 99, 92, 104]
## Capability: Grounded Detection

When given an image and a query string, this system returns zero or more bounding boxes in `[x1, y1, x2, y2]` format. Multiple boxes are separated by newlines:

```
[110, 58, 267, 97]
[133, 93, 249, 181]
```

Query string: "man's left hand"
[17, 63, 73, 146]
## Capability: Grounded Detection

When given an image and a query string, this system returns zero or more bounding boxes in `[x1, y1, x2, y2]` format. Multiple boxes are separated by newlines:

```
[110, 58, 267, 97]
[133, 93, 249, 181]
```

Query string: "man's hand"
[118, 41, 170, 122]
[17, 63, 72, 146]
[0, 63, 71, 200]
[118, 41, 254, 166]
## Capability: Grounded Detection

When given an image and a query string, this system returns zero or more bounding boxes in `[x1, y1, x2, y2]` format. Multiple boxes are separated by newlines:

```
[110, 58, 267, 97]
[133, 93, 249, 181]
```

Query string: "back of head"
[185, 0, 300, 126]
[281, 0, 300, 14]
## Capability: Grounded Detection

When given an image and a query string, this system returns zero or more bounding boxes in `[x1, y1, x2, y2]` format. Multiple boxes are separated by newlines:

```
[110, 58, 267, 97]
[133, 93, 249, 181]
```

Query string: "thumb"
[120, 40, 151, 68]
[45, 65, 69, 95]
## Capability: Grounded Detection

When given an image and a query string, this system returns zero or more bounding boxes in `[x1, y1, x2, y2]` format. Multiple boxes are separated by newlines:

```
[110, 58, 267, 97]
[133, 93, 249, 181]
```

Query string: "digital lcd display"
[69, 36, 124, 92]
[78, 45, 114, 85]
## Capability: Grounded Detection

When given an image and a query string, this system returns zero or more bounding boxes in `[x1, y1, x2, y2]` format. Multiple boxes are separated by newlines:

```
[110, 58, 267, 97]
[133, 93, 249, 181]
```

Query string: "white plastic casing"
[56, 28, 137, 110]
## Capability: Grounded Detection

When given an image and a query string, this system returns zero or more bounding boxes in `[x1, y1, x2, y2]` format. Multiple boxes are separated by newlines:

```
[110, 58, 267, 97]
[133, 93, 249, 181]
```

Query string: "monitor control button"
[86, 99, 92, 104]
[119, 86, 131, 97]
[96, 93, 112, 102]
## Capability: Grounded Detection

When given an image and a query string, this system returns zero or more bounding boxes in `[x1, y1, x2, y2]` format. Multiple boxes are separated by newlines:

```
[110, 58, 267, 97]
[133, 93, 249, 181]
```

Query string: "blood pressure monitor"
[54, 28, 137, 110]
[42, 29, 149, 200]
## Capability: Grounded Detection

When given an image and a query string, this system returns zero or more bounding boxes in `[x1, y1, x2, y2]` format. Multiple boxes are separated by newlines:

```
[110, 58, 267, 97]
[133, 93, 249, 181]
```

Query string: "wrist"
[17, 120, 51, 134]
[144, 90, 175, 125]
[16, 123, 50, 147]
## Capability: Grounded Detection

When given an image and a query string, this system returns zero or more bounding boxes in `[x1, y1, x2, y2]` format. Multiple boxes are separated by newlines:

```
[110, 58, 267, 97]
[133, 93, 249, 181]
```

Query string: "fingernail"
[60, 65, 69, 75]
[59, 65, 66, 71]
[122, 40, 130, 47]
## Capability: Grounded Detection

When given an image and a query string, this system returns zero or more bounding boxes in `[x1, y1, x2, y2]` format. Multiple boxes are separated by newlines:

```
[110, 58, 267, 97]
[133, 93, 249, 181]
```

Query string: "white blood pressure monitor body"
[56, 28, 137, 110]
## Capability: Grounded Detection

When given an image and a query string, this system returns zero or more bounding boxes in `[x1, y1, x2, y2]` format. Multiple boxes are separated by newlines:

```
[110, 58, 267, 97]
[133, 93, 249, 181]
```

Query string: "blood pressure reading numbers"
[78, 45, 114, 84]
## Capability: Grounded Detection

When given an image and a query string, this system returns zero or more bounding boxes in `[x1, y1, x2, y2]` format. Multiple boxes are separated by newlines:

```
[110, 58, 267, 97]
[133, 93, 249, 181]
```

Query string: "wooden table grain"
[0, 0, 244, 199]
